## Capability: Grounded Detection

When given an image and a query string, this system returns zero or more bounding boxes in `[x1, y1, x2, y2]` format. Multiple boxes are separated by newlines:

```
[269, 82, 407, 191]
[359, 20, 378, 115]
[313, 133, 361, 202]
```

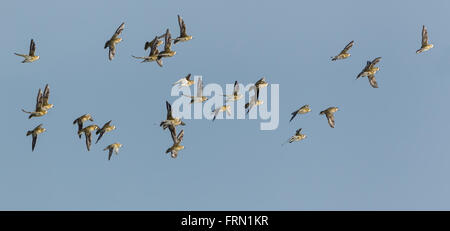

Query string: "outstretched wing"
[112, 22, 125, 39]
[368, 75, 379, 88]
[43, 84, 50, 105]
[85, 132, 92, 151]
[289, 110, 298, 122]
[32, 134, 38, 151]
[233, 80, 239, 96]
[108, 148, 113, 160]
[29, 39, 36, 56]
[369, 57, 381, 68]
[177, 130, 184, 143]
[295, 128, 302, 136]
[169, 125, 178, 144]
[178, 15, 187, 36]
[35, 88, 43, 111]
[108, 44, 116, 60]
[326, 113, 335, 128]
[341, 40, 354, 54]
[166, 101, 174, 120]
[185, 73, 192, 81]
[164, 29, 172, 51]
[422, 25, 428, 46]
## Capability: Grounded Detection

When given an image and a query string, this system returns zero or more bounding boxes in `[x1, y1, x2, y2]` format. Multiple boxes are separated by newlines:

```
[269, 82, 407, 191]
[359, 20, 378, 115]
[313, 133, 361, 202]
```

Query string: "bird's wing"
[422, 25, 428, 46]
[108, 43, 116, 60]
[212, 109, 220, 121]
[233, 81, 239, 96]
[289, 111, 298, 122]
[166, 101, 174, 120]
[96, 132, 104, 144]
[29, 39, 36, 56]
[368, 74, 379, 88]
[35, 88, 43, 111]
[164, 29, 172, 50]
[86, 132, 92, 151]
[169, 125, 178, 144]
[177, 130, 184, 143]
[369, 57, 381, 68]
[108, 148, 113, 160]
[295, 128, 302, 135]
[326, 113, 335, 128]
[32, 134, 37, 151]
[112, 22, 125, 39]
[186, 73, 191, 81]
[43, 84, 50, 105]
[340, 40, 354, 54]
[149, 36, 159, 56]
[178, 15, 187, 36]
[197, 78, 203, 97]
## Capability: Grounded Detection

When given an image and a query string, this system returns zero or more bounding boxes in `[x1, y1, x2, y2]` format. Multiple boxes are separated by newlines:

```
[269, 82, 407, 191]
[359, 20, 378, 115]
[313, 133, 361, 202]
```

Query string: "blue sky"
[2, 0, 450, 210]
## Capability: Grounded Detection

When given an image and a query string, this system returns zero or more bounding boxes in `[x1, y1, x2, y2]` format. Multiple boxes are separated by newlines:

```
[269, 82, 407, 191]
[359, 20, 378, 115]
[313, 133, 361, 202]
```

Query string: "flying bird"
[331, 40, 354, 61]
[144, 34, 165, 50]
[158, 29, 176, 58]
[73, 114, 94, 138]
[245, 86, 263, 114]
[173, 73, 194, 88]
[183, 78, 208, 103]
[78, 125, 100, 151]
[166, 128, 184, 158]
[212, 105, 231, 121]
[104, 22, 125, 61]
[96, 120, 116, 144]
[15, 39, 39, 63]
[173, 15, 193, 44]
[22, 88, 48, 119]
[320, 107, 339, 128]
[26, 124, 46, 152]
[132, 35, 163, 67]
[104, 143, 122, 161]
[416, 25, 434, 54]
[283, 128, 307, 145]
[255, 77, 268, 89]
[160, 101, 185, 130]
[357, 57, 381, 88]
[289, 105, 311, 122]
[223, 81, 243, 102]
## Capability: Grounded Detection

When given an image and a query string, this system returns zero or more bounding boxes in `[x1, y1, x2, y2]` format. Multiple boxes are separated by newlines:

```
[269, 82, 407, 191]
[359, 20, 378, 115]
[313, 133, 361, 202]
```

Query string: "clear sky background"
[1, 0, 450, 210]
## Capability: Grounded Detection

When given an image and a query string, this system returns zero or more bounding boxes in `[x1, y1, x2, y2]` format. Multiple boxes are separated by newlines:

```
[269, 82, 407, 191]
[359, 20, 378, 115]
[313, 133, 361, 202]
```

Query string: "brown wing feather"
[29, 39, 36, 56]
[341, 40, 354, 54]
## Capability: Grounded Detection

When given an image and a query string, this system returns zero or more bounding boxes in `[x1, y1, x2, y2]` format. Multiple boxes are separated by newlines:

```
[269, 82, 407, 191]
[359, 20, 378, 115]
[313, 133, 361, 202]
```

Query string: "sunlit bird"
[282, 128, 307, 145]
[357, 57, 381, 88]
[245, 86, 263, 114]
[158, 29, 176, 58]
[223, 81, 243, 102]
[166, 128, 184, 158]
[78, 125, 100, 151]
[96, 120, 116, 144]
[416, 25, 434, 54]
[289, 105, 311, 122]
[173, 73, 194, 89]
[73, 114, 94, 138]
[160, 101, 186, 130]
[173, 15, 193, 44]
[212, 105, 231, 121]
[104, 22, 125, 61]
[183, 78, 208, 103]
[255, 77, 268, 89]
[22, 88, 48, 119]
[331, 40, 354, 61]
[26, 124, 46, 152]
[104, 143, 122, 161]
[15, 39, 39, 63]
[132, 35, 163, 67]
[41, 84, 54, 111]
[320, 107, 339, 128]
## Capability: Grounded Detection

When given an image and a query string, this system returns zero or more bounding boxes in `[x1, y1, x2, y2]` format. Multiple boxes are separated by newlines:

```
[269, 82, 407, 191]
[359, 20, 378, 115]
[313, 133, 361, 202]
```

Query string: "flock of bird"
[16, 15, 434, 159]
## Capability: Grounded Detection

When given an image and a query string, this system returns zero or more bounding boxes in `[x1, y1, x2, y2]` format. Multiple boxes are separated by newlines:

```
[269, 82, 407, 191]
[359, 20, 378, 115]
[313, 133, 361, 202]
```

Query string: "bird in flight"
[132, 35, 163, 67]
[331, 40, 354, 61]
[73, 114, 94, 138]
[22, 88, 48, 119]
[416, 25, 434, 54]
[173, 15, 193, 44]
[158, 29, 176, 58]
[357, 57, 382, 88]
[245, 86, 263, 114]
[255, 77, 268, 89]
[283, 128, 307, 145]
[183, 78, 208, 103]
[212, 105, 231, 121]
[78, 125, 100, 151]
[104, 143, 122, 161]
[289, 105, 311, 122]
[173, 73, 194, 89]
[26, 124, 46, 152]
[144, 34, 165, 50]
[96, 120, 116, 144]
[160, 101, 185, 130]
[15, 39, 39, 63]
[320, 107, 339, 128]
[166, 128, 184, 158]
[104, 22, 125, 61]
[223, 81, 243, 102]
